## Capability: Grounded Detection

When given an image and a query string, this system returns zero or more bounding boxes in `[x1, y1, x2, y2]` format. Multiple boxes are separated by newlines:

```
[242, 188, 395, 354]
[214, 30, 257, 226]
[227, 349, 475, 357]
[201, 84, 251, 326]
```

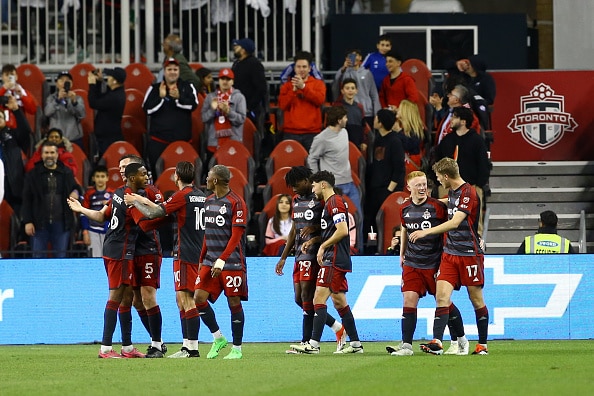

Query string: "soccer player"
[195, 165, 248, 360]
[275, 166, 346, 353]
[67, 162, 151, 358]
[125, 161, 206, 358]
[385, 171, 468, 356]
[291, 170, 363, 354]
[409, 157, 489, 355]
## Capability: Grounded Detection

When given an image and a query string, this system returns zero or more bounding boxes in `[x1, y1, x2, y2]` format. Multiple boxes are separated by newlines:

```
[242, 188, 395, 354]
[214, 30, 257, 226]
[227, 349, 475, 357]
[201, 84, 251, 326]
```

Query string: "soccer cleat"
[223, 348, 243, 360]
[387, 343, 413, 356]
[444, 341, 459, 355]
[146, 343, 167, 355]
[457, 338, 469, 355]
[207, 336, 228, 359]
[420, 339, 443, 355]
[335, 325, 347, 352]
[120, 347, 146, 358]
[168, 347, 200, 358]
[472, 344, 489, 355]
[286, 342, 306, 354]
[145, 346, 164, 358]
[98, 349, 123, 359]
[334, 344, 364, 354]
[290, 342, 320, 354]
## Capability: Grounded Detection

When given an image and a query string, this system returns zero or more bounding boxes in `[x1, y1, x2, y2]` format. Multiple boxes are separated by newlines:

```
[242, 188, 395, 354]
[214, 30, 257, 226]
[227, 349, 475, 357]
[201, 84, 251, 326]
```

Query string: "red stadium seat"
[227, 165, 253, 216]
[154, 167, 178, 193]
[0, 201, 14, 255]
[262, 166, 293, 204]
[121, 115, 147, 157]
[154, 140, 202, 183]
[106, 167, 123, 190]
[265, 139, 308, 179]
[72, 89, 94, 154]
[69, 63, 97, 92]
[124, 63, 155, 92]
[349, 141, 366, 183]
[401, 58, 432, 99]
[209, 140, 256, 187]
[243, 117, 261, 159]
[257, 194, 282, 253]
[99, 141, 141, 169]
[70, 143, 92, 188]
[375, 191, 410, 254]
[123, 88, 147, 129]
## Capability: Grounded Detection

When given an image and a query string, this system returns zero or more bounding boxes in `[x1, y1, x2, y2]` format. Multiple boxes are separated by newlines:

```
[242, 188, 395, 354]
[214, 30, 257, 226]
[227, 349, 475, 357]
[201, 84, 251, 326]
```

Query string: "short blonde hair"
[432, 157, 459, 178]
[406, 170, 426, 183]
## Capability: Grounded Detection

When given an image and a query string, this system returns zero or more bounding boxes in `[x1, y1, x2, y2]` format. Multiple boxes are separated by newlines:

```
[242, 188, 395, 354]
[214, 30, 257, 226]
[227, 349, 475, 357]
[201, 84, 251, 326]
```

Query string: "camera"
[0, 96, 9, 105]
[64, 81, 71, 92]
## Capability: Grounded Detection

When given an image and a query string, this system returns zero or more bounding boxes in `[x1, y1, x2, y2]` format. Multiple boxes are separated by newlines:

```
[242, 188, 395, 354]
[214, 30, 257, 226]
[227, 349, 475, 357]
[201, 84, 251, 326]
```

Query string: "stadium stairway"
[483, 161, 594, 254]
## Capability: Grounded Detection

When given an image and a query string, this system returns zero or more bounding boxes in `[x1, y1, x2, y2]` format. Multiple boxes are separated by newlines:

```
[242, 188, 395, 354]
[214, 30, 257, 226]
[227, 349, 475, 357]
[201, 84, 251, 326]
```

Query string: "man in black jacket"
[143, 58, 198, 173]
[21, 141, 79, 258]
[88, 67, 126, 160]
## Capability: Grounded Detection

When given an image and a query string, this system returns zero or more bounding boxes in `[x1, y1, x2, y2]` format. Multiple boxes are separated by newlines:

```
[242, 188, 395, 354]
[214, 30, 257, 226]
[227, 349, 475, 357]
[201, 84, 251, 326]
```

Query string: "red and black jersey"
[134, 185, 164, 256]
[102, 186, 138, 260]
[401, 197, 447, 269]
[320, 194, 351, 271]
[202, 190, 247, 271]
[292, 192, 323, 262]
[444, 182, 483, 256]
[161, 185, 206, 263]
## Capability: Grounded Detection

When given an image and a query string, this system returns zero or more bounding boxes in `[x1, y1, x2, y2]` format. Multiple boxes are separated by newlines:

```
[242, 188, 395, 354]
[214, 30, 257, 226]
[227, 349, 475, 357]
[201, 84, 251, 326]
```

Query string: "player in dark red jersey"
[125, 161, 206, 358]
[291, 170, 363, 354]
[385, 171, 468, 357]
[195, 164, 248, 360]
[275, 166, 346, 353]
[409, 157, 489, 355]
[67, 162, 150, 358]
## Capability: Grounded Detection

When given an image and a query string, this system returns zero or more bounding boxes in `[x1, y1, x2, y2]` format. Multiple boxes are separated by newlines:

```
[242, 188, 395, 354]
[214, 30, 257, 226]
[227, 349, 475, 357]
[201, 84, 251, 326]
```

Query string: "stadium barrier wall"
[0, 255, 590, 344]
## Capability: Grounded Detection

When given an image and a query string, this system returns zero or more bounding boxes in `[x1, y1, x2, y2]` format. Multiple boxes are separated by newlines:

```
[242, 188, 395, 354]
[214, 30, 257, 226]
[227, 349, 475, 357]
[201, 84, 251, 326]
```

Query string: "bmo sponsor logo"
[508, 83, 578, 149]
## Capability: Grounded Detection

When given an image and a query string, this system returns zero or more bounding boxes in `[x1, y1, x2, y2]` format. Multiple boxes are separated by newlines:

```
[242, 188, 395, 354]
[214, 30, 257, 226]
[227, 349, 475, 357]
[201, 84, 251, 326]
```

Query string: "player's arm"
[408, 210, 467, 243]
[67, 197, 107, 222]
[399, 224, 407, 268]
[276, 222, 297, 275]
[317, 218, 348, 264]
[125, 192, 166, 219]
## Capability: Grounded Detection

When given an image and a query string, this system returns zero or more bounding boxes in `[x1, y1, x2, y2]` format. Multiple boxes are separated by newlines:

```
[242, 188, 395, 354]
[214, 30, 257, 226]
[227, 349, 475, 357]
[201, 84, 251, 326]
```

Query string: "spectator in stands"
[262, 194, 293, 256]
[26, 128, 77, 176]
[394, 99, 426, 174]
[307, 105, 361, 214]
[385, 226, 401, 256]
[0, 95, 31, 214]
[20, 1, 47, 62]
[143, 58, 198, 173]
[379, 51, 418, 111]
[434, 107, 489, 235]
[44, 71, 86, 149]
[195, 67, 215, 97]
[332, 49, 381, 128]
[88, 67, 126, 160]
[0, 155, 3, 205]
[21, 141, 79, 258]
[80, 165, 113, 258]
[457, 55, 496, 107]
[517, 210, 575, 254]
[433, 84, 481, 145]
[333, 78, 369, 153]
[232, 38, 267, 133]
[362, 34, 392, 92]
[278, 51, 326, 152]
[201, 68, 246, 165]
[364, 109, 405, 248]
[0, 64, 37, 128]
[161, 34, 200, 88]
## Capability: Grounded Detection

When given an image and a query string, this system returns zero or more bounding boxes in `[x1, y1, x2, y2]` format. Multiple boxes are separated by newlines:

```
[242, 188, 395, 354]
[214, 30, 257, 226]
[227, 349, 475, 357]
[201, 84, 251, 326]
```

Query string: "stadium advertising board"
[0, 255, 590, 344]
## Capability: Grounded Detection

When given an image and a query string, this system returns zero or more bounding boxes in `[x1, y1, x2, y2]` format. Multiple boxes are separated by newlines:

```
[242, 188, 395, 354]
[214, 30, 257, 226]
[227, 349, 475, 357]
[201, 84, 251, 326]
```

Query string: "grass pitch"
[0, 340, 592, 395]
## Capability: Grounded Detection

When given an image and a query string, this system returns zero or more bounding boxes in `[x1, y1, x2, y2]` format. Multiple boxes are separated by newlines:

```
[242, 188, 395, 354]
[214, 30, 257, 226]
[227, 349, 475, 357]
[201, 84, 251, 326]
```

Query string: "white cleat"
[444, 341, 459, 355]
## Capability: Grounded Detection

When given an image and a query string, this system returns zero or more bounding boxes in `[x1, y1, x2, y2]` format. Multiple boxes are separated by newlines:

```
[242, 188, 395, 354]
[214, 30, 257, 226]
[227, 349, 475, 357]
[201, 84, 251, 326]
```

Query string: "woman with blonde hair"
[394, 99, 426, 175]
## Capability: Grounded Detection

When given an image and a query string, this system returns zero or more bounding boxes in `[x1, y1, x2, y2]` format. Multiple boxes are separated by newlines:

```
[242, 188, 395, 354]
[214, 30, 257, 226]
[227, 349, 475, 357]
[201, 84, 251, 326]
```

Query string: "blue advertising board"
[0, 255, 591, 344]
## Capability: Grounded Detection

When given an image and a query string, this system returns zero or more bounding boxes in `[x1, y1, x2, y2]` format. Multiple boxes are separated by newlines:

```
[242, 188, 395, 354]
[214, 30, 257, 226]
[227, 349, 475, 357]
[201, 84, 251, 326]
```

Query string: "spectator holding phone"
[0, 64, 37, 129]
[44, 71, 86, 149]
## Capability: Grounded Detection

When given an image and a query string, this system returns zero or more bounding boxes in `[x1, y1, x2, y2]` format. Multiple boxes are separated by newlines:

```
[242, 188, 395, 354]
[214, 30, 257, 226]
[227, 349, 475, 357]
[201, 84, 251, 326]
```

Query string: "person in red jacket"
[378, 51, 418, 111]
[26, 128, 78, 177]
[0, 64, 37, 129]
[278, 51, 326, 152]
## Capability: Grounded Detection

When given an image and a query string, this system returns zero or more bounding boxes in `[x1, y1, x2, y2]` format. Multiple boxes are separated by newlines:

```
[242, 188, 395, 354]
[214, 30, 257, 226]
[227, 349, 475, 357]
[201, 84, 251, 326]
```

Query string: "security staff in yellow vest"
[517, 210, 574, 254]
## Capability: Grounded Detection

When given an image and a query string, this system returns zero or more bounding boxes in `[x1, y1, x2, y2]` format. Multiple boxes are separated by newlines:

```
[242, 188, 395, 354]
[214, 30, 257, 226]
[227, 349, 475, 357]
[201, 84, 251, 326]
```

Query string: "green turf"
[0, 341, 592, 395]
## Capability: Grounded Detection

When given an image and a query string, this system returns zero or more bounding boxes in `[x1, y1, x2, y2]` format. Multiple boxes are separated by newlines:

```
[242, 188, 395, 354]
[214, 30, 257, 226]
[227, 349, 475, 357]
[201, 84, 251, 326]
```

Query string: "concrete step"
[486, 229, 590, 243]
[487, 213, 594, 230]
[488, 187, 594, 203]
[489, 175, 594, 188]
[487, 201, 594, 216]
[491, 161, 594, 176]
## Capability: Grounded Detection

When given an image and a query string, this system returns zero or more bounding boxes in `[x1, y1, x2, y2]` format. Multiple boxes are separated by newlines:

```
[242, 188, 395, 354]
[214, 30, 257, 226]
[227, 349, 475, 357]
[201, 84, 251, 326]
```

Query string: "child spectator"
[362, 34, 392, 92]
[195, 67, 215, 97]
[80, 166, 113, 257]
[262, 194, 293, 256]
[386, 226, 401, 255]
[333, 78, 370, 153]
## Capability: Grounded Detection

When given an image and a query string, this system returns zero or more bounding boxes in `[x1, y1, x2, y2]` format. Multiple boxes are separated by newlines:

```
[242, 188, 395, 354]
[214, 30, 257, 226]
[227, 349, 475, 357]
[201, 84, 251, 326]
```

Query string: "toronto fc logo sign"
[507, 83, 577, 149]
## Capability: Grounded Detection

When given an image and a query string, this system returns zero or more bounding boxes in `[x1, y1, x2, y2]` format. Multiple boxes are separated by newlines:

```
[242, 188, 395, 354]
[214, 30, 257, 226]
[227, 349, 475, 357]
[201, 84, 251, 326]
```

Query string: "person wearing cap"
[143, 57, 199, 173]
[88, 67, 126, 159]
[201, 68, 246, 160]
[278, 51, 326, 152]
[231, 38, 267, 133]
[517, 210, 575, 254]
[44, 71, 86, 149]
[378, 51, 418, 111]
[364, 108, 405, 248]
[161, 34, 200, 88]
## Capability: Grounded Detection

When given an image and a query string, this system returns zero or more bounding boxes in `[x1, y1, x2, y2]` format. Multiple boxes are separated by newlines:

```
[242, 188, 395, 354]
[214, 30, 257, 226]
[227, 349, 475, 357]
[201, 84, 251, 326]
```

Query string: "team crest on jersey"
[507, 83, 577, 149]
[308, 200, 315, 208]
[332, 208, 338, 214]
[237, 210, 243, 217]
[219, 205, 227, 215]
[422, 209, 431, 220]
[463, 197, 469, 204]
